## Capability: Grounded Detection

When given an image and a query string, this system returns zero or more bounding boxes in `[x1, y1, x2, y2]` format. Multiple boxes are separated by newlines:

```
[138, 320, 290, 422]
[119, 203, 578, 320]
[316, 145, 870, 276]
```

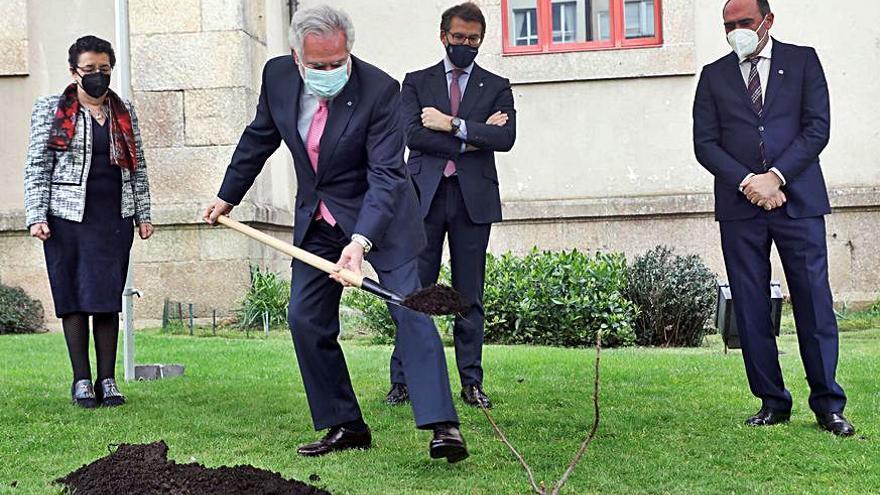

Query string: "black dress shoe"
[816, 412, 855, 437]
[385, 383, 409, 405]
[430, 425, 469, 464]
[745, 407, 791, 426]
[461, 384, 492, 409]
[95, 378, 125, 407]
[71, 379, 97, 409]
[297, 426, 372, 457]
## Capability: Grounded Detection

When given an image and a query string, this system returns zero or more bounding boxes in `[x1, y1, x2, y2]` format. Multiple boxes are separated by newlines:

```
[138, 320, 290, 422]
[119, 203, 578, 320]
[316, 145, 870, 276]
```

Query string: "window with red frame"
[501, 0, 662, 54]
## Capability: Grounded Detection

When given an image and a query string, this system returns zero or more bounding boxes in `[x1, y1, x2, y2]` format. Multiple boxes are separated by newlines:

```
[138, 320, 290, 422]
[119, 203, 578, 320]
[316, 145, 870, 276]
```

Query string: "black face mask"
[79, 72, 111, 98]
[446, 43, 478, 69]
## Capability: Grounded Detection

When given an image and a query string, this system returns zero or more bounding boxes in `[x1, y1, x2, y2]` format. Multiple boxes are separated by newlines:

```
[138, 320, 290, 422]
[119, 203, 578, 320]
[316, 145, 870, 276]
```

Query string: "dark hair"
[723, 0, 771, 17]
[68, 35, 116, 70]
[441, 2, 486, 36]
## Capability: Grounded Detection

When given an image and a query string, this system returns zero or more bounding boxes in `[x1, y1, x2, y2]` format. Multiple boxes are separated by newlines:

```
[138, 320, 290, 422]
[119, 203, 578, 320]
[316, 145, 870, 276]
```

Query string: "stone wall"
[0, 0, 28, 76]
[124, 0, 295, 318]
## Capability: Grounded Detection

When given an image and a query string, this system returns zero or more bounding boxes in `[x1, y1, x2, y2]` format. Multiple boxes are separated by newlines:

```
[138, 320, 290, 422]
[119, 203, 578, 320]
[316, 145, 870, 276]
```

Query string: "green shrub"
[341, 266, 453, 344]
[341, 250, 636, 348]
[0, 283, 45, 334]
[236, 266, 290, 329]
[625, 245, 717, 347]
[483, 249, 636, 348]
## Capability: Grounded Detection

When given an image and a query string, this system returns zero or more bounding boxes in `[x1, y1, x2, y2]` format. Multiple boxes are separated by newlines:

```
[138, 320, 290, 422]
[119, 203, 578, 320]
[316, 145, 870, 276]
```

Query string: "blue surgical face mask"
[302, 61, 349, 100]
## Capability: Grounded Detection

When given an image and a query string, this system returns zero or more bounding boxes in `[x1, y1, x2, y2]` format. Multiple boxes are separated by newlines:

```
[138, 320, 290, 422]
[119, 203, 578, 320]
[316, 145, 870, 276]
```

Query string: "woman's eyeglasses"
[76, 65, 113, 75]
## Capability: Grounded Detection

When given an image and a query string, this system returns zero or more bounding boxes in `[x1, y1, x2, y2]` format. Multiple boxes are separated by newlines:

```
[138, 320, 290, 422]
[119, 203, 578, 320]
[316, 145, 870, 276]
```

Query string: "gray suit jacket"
[23, 95, 152, 228]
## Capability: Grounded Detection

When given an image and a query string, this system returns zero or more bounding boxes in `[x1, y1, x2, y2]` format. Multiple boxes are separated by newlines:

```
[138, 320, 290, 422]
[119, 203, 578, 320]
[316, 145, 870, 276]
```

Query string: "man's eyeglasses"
[446, 32, 482, 46]
[76, 65, 113, 75]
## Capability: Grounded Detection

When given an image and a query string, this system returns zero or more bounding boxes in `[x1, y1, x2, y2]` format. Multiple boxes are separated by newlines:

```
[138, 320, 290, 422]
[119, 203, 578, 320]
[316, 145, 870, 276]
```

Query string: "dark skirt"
[43, 117, 135, 318]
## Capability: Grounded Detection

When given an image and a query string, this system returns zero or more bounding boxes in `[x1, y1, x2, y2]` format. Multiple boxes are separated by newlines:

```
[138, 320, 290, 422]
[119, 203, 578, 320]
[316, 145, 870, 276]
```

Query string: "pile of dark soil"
[403, 284, 471, 315]
[56, 441, 331, 495]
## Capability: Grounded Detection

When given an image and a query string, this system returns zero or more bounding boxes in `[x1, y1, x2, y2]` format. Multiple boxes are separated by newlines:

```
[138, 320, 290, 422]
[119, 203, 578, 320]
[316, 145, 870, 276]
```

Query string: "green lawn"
[1, 329, 878, 494]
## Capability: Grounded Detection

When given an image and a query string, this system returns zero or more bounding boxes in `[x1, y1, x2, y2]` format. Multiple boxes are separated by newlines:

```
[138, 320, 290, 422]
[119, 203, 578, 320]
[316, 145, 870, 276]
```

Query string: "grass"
[1, 329, 878, 495]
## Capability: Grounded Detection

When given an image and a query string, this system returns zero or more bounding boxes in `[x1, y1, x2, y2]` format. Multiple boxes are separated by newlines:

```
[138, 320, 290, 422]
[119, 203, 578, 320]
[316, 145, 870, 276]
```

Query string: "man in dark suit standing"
[203, 5, 469, 462]
[694, 0, 854, 436]
[385, 2, 516, 409]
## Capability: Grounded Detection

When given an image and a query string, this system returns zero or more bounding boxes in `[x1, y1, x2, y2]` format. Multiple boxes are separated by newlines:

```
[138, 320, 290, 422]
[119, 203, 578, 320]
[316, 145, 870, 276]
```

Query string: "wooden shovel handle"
[215, 215, 365, 288]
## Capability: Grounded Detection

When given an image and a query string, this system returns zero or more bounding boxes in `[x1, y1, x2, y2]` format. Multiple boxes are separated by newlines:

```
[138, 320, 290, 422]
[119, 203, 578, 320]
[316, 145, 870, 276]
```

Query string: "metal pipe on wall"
[115, 0, 140, 382]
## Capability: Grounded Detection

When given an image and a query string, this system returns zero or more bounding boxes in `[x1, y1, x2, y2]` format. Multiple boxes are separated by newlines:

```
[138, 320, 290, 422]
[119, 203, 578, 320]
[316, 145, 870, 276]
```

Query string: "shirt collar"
[740, 36, 774, 64]
[443, 56, 473, 75]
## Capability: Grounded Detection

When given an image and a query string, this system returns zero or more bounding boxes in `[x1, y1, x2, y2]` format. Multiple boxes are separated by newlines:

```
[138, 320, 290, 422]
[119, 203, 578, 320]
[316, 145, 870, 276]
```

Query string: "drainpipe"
[115, 0, 140, 382]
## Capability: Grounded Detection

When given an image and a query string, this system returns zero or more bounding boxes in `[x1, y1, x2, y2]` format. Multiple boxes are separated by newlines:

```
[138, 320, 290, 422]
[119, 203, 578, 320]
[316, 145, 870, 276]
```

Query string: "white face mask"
[727, 16, 769, 60]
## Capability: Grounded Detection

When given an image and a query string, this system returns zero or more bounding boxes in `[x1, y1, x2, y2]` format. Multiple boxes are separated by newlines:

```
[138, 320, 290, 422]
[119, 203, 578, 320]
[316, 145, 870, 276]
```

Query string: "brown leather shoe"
[297, 426, 372, 457]
[429, 425, 469, 463]
[461, 384, 492, 409]
[385, 383, 409, 405]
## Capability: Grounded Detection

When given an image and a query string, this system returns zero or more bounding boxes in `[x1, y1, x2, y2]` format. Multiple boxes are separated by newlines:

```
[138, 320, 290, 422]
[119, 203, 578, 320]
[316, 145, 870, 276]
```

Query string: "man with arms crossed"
[386, 2, 516, 410]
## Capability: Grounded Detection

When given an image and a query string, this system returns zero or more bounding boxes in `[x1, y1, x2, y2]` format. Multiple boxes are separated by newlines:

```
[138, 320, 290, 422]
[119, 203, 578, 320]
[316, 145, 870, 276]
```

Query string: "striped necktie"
[747, 58, 768, 169]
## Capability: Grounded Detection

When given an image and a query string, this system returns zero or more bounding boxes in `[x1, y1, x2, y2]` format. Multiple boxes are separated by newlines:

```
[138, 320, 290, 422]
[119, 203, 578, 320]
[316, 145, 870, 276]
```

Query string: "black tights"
[62, 313, 120, 383]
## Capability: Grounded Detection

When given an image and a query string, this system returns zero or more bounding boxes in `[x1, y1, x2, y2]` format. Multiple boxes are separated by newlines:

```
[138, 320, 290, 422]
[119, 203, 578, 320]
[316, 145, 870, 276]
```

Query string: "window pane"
[624, 0, 655, 39]
[552, 1, 577, 43]
[509, 0, 539, 46]
[549, 0, 610, 44]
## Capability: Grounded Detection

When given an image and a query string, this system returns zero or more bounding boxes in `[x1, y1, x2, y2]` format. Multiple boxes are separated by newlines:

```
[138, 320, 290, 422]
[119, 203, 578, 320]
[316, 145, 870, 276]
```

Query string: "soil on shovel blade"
[403, 284, 470, 316]
[56, 441, 331, 495]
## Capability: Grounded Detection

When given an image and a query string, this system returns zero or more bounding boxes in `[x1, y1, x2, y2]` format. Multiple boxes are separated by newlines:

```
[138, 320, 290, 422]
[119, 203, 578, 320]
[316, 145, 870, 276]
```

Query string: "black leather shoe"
[385, 383, 409, 405]
[430, 425, 469, 464]
[745, 407, 791, 426]
[461, 384, 492, 409]
[816, 412, 855, 437]
[95, 378, 125, 407]
[297, 426, 372, 457]
[71, 379, 97, 409]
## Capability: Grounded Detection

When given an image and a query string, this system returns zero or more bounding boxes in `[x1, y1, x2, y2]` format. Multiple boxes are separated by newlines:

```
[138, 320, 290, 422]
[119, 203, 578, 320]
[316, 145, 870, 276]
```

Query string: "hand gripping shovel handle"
[215, 216, 405, 304]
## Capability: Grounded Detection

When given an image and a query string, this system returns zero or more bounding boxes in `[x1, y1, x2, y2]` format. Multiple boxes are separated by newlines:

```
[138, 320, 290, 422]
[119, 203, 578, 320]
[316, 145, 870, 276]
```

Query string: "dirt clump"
[56, 441, 331, 495]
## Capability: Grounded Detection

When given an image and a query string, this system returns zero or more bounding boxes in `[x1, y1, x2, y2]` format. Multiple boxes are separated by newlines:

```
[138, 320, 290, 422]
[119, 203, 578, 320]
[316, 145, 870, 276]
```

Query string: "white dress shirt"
[736, 37, 787, 189]
[738, 36, 773, 101]
[297, 86, 319, 143]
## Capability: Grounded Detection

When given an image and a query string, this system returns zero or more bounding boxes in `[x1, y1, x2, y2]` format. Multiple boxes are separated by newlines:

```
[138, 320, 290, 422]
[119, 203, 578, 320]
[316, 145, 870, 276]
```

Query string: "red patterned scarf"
[47, 83, 138, 171]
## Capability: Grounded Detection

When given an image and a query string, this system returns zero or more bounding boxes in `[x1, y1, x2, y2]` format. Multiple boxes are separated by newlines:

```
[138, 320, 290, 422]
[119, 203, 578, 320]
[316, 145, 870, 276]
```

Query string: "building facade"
[1, 0, 878, 323]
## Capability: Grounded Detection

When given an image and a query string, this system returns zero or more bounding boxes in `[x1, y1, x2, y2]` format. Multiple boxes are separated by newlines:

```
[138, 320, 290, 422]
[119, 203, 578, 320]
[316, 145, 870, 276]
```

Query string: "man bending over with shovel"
[203, 5, 468, 463]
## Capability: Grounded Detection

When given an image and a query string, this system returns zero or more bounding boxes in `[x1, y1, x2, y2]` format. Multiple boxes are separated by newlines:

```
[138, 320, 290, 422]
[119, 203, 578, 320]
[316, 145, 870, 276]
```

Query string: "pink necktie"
[443, 69, 464, 177]
[306, 100, 336, 226]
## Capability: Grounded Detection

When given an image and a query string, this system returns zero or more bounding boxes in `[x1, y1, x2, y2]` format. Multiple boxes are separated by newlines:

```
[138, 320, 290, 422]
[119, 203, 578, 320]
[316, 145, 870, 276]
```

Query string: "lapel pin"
[347, 101, 353, 106]
[778, 69, 784, 75]
[479, 82, 484, 87]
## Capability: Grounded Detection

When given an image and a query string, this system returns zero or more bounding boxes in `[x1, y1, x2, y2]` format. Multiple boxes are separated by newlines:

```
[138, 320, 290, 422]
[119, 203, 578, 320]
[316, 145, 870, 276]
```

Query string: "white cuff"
[455, 120, 468, 140]
[739, 173, 756, 193]
[769, 167, 787, 186]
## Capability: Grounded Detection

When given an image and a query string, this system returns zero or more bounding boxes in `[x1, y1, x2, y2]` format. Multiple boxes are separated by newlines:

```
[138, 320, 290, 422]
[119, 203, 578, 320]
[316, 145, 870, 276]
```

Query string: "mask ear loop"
[755, 15, 770, 46]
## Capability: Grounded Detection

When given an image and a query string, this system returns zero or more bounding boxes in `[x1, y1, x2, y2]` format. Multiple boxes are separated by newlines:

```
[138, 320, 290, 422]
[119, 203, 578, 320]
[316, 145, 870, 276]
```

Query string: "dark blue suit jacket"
[402, 61, 516, 224]
[218, 55, 425, 270]
[693, 39, 831, 221]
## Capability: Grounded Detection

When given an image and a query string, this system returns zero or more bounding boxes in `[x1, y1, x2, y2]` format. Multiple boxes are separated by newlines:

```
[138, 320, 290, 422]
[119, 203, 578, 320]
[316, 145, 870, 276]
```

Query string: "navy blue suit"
[693, 39, 846, 414]
[389, 61, 516, 388]
[218, 55, 458, 430]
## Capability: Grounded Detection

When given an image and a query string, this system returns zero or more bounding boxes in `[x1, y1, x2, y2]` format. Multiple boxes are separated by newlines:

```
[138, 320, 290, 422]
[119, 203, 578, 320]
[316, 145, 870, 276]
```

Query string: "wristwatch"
[351, 233, 372, 253]
[450, 116, 462, 134]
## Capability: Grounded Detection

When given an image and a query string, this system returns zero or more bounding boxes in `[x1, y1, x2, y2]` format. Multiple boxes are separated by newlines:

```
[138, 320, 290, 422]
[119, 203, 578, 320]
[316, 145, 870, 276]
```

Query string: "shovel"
[215, 216, 469, 316]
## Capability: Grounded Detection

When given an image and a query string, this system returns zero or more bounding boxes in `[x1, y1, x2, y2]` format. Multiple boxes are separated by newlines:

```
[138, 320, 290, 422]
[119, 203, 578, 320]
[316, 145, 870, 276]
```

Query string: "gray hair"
[289, 5, 355, 56]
